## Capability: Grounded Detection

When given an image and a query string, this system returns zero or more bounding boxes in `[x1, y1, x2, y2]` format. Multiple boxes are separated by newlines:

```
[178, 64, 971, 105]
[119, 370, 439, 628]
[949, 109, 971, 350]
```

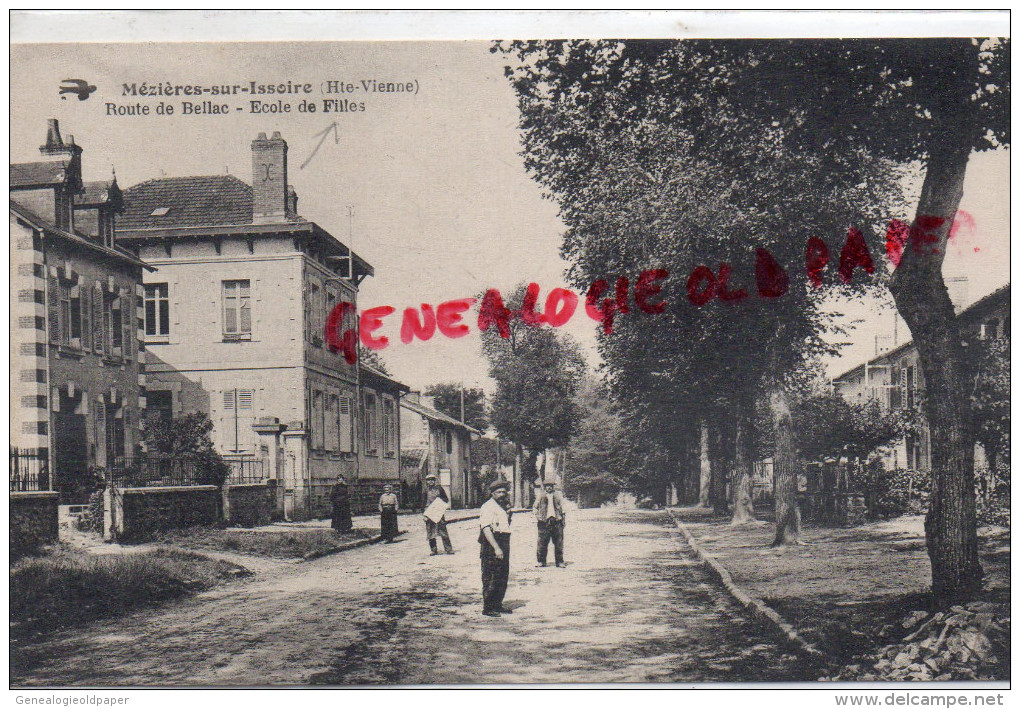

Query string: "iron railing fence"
[224, 455, 267, 485]
[107, 456, 207, 488]
[10, 447, 49, 492]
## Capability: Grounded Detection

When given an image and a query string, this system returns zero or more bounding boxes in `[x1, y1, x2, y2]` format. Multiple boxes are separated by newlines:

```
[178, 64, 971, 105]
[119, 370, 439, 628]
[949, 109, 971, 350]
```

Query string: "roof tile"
[119, 175, 253, 229]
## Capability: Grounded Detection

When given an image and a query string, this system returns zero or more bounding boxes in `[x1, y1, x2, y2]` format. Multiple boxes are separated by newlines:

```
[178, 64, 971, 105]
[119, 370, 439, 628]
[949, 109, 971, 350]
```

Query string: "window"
[223, 280, 251, 337]
[111, 293, 123, 353]
[144, 284, 170, 336]
[382, 397, 395, 457]
[446, 430, 453, 455]
[364, 392, 378, 455]
[146, 390, 173, 429]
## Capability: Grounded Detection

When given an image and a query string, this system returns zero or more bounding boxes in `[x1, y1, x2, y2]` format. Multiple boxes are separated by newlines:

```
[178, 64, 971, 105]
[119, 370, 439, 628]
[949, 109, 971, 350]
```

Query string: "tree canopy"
[424, 383, 490, 432]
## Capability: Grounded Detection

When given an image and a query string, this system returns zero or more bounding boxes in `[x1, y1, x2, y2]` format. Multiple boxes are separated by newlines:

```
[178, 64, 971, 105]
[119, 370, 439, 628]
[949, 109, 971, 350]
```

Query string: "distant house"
[117, 130, 407, 518]
[10, 119, 151, 502]
[400, 393, 480, 509]
[833, 285, 1009, 472]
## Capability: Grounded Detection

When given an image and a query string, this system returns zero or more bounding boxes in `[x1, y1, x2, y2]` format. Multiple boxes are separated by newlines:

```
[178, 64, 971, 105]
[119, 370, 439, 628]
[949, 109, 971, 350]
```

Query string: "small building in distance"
[833, 284, 1009, 472]
[400, 392, 480, 509]
[10, 119, 151, 502]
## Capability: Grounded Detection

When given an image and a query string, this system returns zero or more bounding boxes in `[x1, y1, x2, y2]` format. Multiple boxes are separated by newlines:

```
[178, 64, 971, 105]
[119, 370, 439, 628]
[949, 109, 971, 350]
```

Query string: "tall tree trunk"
[888, 125, 982, 603]
[708, 421, 731, 516]
[513, 442, 524, 508]
[698, 423, 711, 507]
[730, 396, 756, 525]
[770, 390, 801, 546]
[986, 448, 997, 496]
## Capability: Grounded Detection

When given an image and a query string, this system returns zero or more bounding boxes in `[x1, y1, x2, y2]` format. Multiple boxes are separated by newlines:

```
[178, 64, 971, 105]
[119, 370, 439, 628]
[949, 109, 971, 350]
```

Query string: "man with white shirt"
[478, 479, 513, 617]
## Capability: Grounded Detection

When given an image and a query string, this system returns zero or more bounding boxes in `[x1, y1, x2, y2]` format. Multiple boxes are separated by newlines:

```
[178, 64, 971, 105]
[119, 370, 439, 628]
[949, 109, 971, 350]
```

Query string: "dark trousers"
[537, 519, 564, 564]
[380, 508, 399, 541]
[426, 518, 453, 553]
[480, 532, 511, 613]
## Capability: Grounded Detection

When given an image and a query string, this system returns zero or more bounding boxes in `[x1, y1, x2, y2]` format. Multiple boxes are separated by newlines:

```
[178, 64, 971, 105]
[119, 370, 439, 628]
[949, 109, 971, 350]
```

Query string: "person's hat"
[425, 473, 437, 480]
[543, 476, 559, 487]
[489, 479, 510, 492]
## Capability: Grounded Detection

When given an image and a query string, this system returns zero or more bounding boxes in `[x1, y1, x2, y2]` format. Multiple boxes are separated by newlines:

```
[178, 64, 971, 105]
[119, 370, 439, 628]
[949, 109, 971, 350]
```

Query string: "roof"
[833, 284, 1011, 383]
[401, 397, 482, 435]
[75, 180, 123, 209]
[9, 199, 153, 271]
[360, 363, 411, 393]
[10, 158, 73, 188]
[119, 175, 255, 229]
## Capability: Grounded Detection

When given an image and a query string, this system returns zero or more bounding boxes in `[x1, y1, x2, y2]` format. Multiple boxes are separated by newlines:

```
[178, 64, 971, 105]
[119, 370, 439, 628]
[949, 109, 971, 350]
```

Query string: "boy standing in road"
[478, 479, 513, 617]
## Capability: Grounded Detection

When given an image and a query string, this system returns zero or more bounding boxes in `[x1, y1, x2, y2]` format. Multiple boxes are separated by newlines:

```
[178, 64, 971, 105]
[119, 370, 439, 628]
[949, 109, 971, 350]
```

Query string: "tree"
[496, 40, 905, 534]
[563, 376, 625, 507]
[143, 412, 229, 487]
[968, 335, 1010, 496]
[424, 383, 489, 432]
[497, 38, 1008, 597]
[479, 283, 586, 502]
[359, 348, 390, 375]
[792, 393, 913, 466]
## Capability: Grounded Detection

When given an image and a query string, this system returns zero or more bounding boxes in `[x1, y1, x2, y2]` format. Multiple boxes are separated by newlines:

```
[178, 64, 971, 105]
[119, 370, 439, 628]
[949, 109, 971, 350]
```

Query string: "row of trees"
[495, 38, 1009, 603]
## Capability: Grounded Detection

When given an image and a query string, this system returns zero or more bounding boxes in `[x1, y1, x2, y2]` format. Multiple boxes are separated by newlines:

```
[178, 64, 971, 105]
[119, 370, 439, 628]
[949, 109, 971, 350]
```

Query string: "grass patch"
[152, 526, 369, 559]
[10, 546, 249, 638]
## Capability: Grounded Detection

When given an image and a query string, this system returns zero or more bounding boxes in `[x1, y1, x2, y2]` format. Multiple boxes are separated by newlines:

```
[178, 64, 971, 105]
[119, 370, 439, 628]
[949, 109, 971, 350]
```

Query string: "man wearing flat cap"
[423, 472, 453, 555]
[478, 479, 513, 617]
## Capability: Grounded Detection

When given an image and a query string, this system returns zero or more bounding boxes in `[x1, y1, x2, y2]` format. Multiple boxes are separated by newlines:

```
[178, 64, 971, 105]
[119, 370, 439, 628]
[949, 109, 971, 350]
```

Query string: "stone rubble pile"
[828, 602, 1008, 681]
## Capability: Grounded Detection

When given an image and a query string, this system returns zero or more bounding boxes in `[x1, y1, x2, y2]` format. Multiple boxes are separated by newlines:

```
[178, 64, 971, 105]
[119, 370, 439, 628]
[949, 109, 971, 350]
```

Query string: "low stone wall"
[10, 491, 60, 557]
[223, 481, 276, 528]
[107, 485, 219, 541]
[351, 479, 402, 516]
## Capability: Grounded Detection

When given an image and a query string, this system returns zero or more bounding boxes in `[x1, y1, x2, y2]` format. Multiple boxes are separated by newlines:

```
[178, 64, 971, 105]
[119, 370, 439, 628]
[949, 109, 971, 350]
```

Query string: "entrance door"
[53, 404, 89, 504]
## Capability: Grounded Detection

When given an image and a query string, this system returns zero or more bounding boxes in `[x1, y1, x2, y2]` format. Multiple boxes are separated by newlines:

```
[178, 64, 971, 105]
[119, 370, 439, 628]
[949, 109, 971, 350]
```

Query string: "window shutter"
[47, 274, 60, 343]
[121, 289, 133, 360]
[238, 390, 253, 410]
[93, 286, 105, 353]
[81, 282, 92, 351]
[223, 390, 235, 410]
[339, 396, 353, 452]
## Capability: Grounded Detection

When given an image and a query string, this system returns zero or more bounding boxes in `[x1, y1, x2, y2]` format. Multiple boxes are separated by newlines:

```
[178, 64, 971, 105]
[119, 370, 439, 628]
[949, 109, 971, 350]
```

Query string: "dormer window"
[150, 207, 170, 217]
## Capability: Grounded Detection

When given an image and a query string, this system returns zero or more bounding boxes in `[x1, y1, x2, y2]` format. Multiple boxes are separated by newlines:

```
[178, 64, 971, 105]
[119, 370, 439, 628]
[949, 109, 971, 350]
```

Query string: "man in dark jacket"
[423, 473, 454, 555]
[534, 477, 566, 567]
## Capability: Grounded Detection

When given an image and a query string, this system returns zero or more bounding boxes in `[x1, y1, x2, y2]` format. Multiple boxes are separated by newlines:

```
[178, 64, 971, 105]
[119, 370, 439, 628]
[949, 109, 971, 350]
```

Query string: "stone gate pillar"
[281, 422, 308, 521]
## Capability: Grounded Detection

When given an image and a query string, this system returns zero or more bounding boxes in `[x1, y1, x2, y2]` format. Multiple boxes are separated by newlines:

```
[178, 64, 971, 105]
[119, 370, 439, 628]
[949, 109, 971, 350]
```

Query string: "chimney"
[251, 131, 289, 224]
[39, 118, 81, 159]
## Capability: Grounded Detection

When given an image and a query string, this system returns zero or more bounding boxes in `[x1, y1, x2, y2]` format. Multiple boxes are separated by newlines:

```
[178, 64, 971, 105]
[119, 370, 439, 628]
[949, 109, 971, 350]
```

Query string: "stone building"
[400, 392, 480, 509]
[117, 131, 407, 518]
[10, 119, 150, 502]
[833, 285, 1010, 472]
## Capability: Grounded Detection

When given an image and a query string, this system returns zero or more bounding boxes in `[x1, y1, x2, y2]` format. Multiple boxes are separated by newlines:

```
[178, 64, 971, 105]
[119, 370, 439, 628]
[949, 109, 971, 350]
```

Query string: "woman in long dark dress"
[379, 485, 400, 542]
[331, 474, 353, 533]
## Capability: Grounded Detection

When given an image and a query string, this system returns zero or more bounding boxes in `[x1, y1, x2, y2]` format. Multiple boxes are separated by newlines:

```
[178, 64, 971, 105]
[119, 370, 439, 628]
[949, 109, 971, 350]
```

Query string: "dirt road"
[12, 508, 817, 685]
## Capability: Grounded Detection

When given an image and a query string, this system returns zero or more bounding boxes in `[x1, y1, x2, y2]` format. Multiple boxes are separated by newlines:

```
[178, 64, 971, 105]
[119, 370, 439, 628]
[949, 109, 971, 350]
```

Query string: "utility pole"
[460, 384, 465, 424]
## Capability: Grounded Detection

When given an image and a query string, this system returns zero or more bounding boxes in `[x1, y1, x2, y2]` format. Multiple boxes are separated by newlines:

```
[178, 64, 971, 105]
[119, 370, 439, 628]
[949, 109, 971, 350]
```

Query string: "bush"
[978, 484, 1010, 527]
[9, 546, 247, 637]
[74, 490, 106, 533]
[851, 464, 930, 520]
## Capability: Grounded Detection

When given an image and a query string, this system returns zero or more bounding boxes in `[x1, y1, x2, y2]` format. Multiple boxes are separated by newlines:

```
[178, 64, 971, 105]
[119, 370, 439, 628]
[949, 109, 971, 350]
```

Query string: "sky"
[9, 38, 1010, 392]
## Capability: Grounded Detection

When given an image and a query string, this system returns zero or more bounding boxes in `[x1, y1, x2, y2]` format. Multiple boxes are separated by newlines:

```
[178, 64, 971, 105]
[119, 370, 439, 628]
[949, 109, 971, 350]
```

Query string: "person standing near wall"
[330, 474, 353, 533]
[379, 484, 400, 543]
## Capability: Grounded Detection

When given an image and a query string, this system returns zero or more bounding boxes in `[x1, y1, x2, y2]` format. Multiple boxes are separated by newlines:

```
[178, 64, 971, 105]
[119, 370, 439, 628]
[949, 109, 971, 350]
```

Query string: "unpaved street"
[12, 508, 817, 685]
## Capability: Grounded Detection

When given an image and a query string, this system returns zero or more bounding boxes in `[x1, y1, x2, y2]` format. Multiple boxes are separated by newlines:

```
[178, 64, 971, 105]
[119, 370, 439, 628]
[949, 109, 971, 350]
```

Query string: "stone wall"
[223, 481, 276, 528]
[350, 479, 404, 516]
[10, 491, 60, 557]
[108, 485, 219, 541]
